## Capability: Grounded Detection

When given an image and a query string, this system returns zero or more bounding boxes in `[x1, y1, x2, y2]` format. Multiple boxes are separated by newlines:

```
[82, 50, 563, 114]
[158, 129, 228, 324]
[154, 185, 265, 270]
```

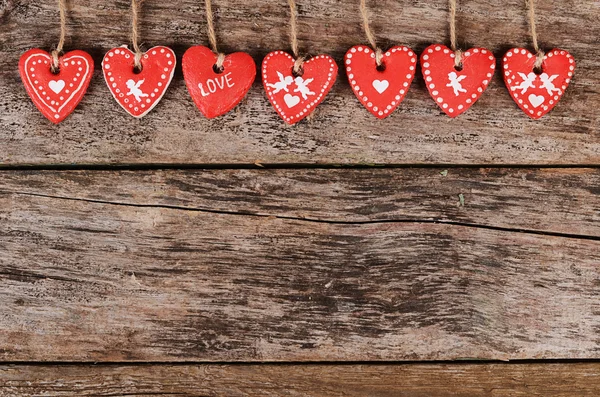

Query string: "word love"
[345, 45, 416, 119]
[103, 45, 176, 118]
[19, 49, 94, 123]
[503, 48, 575, 120]
[262, 51, 337, 125]
[198, 73, 234, 96]
[183, 46, 256, 118]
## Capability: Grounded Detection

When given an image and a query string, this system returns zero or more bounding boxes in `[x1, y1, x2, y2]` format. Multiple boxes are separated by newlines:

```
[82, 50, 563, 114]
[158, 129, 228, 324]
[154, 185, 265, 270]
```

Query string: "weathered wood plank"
[1, 167, 599, 236]
[1, 0, 598, 165]
[0, 168, 599, 362]
[2, 363, 600, 396]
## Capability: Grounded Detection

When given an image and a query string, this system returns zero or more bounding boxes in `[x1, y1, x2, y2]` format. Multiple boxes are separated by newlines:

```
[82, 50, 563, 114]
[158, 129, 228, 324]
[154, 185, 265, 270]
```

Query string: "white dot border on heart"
[262, 51, 336, 124]
[102, 45, 176, 118]
[422, 46, 495, 115]
[23, 53, 91, 120]
[503, 48, 575, 118]
[345, 46, 416, 117]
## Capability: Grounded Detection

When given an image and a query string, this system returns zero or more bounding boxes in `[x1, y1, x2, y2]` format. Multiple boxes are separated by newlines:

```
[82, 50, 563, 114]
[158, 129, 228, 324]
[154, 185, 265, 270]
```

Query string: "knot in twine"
[534, 50, 545, 70]
[453, 49, 463, 68]
[293, 56, 305, 75]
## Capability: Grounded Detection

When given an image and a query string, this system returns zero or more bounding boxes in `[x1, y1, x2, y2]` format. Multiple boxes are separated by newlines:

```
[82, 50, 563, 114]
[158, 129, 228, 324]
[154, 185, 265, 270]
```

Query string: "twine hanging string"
[50, 0, 67, 72]
[527, 0, 545, 69]
[288, 0, 304, 74]
[205, 0, 225, 70]
[359, 0, 383, 66]
[448, 0, 463, 68]
[131, 0, 145, 69]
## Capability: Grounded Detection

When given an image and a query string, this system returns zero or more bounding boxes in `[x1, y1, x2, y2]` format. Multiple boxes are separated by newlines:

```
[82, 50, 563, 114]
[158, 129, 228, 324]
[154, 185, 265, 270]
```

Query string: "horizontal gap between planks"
[3, 358, 600, 367]
[1, 163, 600, 171]
[4, 190, 600, 242]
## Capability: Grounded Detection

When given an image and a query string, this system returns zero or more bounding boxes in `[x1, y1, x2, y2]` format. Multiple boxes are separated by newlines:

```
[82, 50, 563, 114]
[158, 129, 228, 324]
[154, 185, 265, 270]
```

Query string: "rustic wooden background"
[1, 0, 600, 395]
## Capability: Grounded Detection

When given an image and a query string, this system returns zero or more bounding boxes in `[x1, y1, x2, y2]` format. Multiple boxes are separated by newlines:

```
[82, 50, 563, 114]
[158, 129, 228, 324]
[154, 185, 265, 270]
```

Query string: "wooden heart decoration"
[344, 45, 416, 119]
[262, 51, 337, 125]
[19, 49, 94, 124]
[502, 48, 575, 119]
[102, 45, 176, 118]
[182, 46, 256, 118]
[421, 44, 495, 118]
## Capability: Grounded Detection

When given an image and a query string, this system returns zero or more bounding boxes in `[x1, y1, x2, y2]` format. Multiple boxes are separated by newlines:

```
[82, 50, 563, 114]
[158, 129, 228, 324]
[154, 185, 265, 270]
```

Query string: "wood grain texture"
[1, 168, 599, 362]
[1, 167, 599, 236]
[2, 363, 600, 396]
[1, 0, 599, 166]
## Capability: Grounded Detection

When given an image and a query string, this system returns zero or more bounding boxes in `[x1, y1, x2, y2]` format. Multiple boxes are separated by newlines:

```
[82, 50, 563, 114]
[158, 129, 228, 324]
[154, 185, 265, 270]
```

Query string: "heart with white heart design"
[502, 48, 575, 119]
[19, 49, 94, 124]
[262, 51, 337, 125]
[102, 46, 176, 118]
[421, 45, 495, 118]
[344, 45, 417, 119]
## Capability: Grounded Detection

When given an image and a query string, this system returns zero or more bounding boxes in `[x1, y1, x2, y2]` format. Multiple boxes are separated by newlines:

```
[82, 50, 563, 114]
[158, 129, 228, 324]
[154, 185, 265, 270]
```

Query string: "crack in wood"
[3, 189, 599, 241]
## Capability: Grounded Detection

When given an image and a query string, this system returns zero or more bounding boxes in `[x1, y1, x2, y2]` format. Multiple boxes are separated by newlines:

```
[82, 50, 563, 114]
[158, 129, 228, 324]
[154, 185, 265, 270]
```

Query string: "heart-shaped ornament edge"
[262, 51, 338, 125]
[502, 47, 575, 120]
[102, 45, 176, 118]
[421, 44, 496, 118]
[344, 45, 417, 119]
[182, 46, 257, 119]
[19, 48, 94, 124]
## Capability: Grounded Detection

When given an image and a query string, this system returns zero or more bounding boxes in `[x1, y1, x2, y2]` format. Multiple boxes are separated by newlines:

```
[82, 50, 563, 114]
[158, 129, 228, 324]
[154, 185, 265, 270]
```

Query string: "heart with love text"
[183, 46, 256, 118]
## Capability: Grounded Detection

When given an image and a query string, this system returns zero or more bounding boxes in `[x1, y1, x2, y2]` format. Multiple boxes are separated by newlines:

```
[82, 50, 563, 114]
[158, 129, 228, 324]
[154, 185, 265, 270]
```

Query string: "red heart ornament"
[182, 46, 256, 118]
[19, 49, 94, 124]
[421, 45, 495, 118]
[102, 46, 175, 118]
[262, 51, 337, 125]
[502, 48, 575, 120]
[344, 45, 417, 119]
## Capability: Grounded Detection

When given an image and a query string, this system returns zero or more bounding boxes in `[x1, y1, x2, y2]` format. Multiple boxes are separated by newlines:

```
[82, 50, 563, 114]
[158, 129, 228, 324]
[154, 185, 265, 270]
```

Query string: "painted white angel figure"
[515, 72, 537, 94]
[447, 72, 467, 96]
[267, 72, 294, 94]
[293, 76, 315, 100]
[126, 79, 149, 102]
[539, 73, 561, 95]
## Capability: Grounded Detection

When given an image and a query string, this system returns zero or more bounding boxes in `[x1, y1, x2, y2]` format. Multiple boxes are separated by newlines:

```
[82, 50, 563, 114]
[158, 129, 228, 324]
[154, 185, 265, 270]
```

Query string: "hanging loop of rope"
[205, 0, 226, 70]
[131, 0, 145, 69]
[288, 0, 305, 74]
[51, 0, 67, 72]
[527, 0, 545, 69]
[359, 0, 383, 66]
[449, 0, 463, 68]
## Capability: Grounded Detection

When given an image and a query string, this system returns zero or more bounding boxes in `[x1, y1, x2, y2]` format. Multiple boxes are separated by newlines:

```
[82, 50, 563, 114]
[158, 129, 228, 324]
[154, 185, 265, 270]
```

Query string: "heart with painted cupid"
[344, 45, 417, 119]
[19, 49, 94, 124]
[502, 48, 575, 119]
[182, 46, 256, 118]
[421, 44, 496, 118]
[102, 45, 176, 118]
[262, 51, 338, 125]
